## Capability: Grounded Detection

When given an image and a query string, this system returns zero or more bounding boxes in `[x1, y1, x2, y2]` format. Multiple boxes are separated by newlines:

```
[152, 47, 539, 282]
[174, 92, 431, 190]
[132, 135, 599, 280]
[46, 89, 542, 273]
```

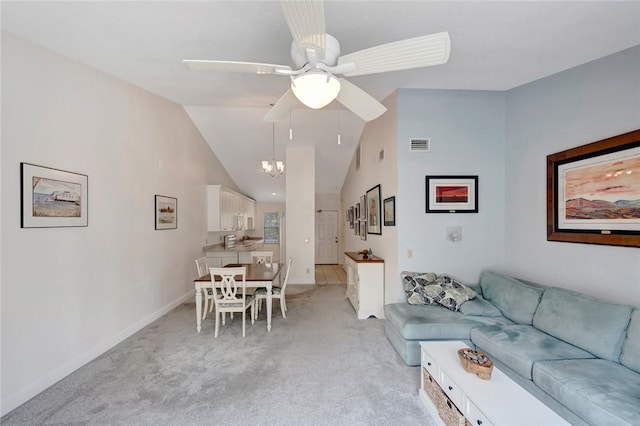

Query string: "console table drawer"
[463, 398, 493, 426]
[440, 370, 463, 408]
[422, 351, 439, 377]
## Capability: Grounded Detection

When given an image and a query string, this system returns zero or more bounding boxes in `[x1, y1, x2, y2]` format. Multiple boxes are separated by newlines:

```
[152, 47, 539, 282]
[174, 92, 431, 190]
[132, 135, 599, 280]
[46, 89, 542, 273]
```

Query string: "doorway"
[315, 210, 338, 264]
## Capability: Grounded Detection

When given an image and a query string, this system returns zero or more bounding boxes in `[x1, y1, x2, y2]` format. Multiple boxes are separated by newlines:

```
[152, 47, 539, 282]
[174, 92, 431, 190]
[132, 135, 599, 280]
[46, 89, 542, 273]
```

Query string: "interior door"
[315, 210, 338, 264]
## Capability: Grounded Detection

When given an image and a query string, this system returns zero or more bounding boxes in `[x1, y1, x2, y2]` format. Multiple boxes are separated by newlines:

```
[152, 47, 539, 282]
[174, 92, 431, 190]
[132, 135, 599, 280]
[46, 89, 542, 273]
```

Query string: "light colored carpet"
[2, 285, 436, 426]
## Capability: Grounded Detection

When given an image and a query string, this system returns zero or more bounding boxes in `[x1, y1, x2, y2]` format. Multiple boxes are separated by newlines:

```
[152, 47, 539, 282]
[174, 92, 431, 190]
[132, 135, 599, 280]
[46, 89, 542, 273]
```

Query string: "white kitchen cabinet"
[206, 251, 239, 268]
[207, 185, 255, 232]
[344, 252, 384, 319]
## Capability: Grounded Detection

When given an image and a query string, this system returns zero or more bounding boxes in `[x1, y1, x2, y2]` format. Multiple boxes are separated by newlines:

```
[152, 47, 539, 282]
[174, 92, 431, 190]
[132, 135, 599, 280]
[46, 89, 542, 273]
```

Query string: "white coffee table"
[419, 341, 570, 426]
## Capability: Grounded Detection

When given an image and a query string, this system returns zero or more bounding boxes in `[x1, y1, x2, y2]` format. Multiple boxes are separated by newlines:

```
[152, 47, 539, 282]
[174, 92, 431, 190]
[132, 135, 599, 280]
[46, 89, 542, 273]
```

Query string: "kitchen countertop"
[203, 238, 264, 252]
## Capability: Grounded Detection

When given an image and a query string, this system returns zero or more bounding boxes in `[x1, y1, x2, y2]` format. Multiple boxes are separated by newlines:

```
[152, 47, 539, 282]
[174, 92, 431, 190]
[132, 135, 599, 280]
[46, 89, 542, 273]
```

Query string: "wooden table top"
[195, 263, 282, 282]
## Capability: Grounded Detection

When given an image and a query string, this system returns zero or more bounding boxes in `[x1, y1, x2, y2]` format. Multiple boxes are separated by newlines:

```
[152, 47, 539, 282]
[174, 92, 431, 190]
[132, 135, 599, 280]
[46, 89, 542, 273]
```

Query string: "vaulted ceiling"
[3, 1, 639, 201]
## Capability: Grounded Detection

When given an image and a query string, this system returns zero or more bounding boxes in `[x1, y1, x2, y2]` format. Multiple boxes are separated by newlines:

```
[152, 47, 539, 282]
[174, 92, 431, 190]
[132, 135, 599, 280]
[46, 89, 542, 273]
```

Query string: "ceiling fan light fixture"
[291, 71, 340, 109]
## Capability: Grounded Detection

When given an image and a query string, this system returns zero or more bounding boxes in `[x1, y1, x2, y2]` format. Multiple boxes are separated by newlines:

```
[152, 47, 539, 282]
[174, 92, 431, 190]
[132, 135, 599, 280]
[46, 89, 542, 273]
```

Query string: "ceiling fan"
[183, 0, 450, 122]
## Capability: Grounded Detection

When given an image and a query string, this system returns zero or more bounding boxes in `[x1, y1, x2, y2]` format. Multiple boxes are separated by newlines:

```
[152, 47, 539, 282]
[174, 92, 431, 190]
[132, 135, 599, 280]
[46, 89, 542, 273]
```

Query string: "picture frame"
[384, 196, 396, 226]
[20, 162, 88, 228]
[547, 129, 640, 247]
[425, 176, 478, 213]
[349, 206, 355, 228]
[360, 195, 366, 220]
[155, 195, 177, 230]
[355, 202, 360, 222]
[360, 221, 367, 240]
[366, 184, 382, 235]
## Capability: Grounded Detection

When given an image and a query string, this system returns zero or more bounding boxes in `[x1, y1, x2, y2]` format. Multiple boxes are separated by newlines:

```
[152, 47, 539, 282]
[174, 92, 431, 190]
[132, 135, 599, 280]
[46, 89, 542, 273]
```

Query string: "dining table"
[194, 262, 283, 333]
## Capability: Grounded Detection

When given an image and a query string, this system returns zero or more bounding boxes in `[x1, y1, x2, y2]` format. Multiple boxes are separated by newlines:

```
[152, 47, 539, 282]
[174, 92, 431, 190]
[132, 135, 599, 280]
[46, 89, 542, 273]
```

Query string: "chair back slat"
[250, 251, 273, 265]
[195, 257, 209, 278]
[210, 267, 247, 303]
[281, 257, 294, 290]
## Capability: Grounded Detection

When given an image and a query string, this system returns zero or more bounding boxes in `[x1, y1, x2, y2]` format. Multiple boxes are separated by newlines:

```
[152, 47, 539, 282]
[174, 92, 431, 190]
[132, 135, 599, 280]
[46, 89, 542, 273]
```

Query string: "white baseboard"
[0, 291, 193, 417]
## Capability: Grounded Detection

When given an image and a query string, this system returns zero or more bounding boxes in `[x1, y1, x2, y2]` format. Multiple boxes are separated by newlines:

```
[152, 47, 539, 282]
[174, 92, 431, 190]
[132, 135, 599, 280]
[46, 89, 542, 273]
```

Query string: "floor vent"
[410, 138, 430, 152]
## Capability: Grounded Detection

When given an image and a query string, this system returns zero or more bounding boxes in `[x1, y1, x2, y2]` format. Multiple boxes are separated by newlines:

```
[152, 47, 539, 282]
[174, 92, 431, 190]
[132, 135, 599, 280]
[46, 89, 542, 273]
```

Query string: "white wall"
[341, 93, 399, 305]
[285, 145, 315, 284]
[395, 89, 507, 302]
[0, 32, 236, 414]
[504, 46, 640, 306]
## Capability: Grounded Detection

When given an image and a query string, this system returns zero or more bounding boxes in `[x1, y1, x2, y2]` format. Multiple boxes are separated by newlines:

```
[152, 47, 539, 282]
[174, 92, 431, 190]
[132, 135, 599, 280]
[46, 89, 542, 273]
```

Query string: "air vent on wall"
[410, 138, 430, 152]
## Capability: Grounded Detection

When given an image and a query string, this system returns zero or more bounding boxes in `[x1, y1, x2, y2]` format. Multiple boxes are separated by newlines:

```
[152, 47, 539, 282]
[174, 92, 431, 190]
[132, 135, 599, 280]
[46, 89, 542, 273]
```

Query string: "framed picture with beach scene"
[155, 195, 177, 230]
[20, 163, 88, 228]
[547, 129, 640, 247]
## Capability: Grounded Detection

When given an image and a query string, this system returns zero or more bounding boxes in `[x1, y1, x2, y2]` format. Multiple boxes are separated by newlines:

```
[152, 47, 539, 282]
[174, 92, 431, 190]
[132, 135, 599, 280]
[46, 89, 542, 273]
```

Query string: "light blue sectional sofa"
[384, 270, 640, 426]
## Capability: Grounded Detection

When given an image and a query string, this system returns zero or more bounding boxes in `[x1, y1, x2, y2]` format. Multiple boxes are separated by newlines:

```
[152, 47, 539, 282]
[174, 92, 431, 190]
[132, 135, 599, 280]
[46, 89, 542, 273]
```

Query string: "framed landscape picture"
[366, 184, 382, 235]
[425, 176, 478, 213]
[155, 195, 177, 230]
[547, 129, 640, 247]
[21, 162, 88, 228]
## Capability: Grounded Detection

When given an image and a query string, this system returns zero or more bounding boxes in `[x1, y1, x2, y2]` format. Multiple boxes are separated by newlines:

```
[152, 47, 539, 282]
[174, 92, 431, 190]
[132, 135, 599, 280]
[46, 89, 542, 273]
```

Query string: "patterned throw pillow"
[437, 280, 477, 311]
[401, 271, 440, 305]
[402, 271, 477, 309]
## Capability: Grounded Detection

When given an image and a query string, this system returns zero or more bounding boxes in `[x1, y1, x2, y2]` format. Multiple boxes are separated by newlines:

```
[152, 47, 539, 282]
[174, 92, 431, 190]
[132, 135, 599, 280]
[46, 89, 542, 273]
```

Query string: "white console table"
[344, 252, 384, 319]
[419, 341, 569, 426]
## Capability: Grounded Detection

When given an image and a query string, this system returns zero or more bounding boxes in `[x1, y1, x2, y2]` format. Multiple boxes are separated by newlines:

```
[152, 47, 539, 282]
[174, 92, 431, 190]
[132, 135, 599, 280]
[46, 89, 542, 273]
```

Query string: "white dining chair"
[195, 257, 215, 320]
[250, 251, 273, 265]
[210, 267, 255, 337]
[254, 257, 293, 320]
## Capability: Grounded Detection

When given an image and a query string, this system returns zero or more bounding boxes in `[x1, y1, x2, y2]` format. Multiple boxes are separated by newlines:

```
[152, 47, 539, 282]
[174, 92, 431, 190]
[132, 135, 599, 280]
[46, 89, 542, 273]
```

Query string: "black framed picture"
[366, 184, 382, 235]
[425, 176, 478, 213]
[384, 196, 396, 226]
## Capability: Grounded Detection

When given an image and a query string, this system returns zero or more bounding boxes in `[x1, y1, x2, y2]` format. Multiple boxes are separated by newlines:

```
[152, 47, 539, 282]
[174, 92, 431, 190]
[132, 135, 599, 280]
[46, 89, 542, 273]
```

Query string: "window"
[263, 212, 279, 244]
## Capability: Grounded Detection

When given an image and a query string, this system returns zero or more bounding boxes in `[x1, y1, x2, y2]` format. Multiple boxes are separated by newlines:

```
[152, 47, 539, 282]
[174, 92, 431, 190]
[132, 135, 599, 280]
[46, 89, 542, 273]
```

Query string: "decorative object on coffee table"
[458, 348, 493, 380]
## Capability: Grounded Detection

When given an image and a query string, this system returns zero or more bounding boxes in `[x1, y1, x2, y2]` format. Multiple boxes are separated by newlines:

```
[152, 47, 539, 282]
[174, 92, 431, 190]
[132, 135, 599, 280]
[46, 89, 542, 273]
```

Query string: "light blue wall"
[395, 90, 506, 301]
[504, 46, 640, 306]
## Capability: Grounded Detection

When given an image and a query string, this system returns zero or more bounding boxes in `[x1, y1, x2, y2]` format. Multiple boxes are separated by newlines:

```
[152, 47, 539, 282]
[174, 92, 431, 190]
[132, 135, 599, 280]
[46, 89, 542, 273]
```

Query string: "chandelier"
[262, 122, 285, 177]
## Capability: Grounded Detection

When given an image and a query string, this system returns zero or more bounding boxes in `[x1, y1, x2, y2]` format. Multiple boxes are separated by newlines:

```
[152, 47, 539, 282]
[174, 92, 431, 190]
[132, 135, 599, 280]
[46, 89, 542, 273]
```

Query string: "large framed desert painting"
[547, 129, 640, 247]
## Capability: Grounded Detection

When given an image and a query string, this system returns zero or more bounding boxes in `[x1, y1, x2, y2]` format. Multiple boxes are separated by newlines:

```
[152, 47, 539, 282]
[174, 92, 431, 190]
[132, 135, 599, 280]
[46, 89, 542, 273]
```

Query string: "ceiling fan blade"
[280, 0, 326, 58]
[338, 32, 450, 77]
[263, 89, 297, 122]
[337, 78, 387, 122]
[183, 59, 292, 75]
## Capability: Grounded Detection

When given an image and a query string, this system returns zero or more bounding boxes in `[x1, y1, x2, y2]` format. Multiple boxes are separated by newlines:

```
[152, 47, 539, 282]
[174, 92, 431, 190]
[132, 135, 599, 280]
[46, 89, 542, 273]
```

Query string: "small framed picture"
[360, 195, 366, 220]
[360, 221, 367, 241]
[425, 176, 478, 213]
[155, 195, 177, 230]
[20, 162, 88, 228]
[384, 196, 396, 226]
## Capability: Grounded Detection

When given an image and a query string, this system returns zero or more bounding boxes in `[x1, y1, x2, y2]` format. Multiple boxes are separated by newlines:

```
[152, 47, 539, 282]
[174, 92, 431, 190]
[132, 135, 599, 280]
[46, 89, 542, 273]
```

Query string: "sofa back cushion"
[479, 271, 545, 325]
[620, 309, 640, 373]
[533, 287, 633, 362]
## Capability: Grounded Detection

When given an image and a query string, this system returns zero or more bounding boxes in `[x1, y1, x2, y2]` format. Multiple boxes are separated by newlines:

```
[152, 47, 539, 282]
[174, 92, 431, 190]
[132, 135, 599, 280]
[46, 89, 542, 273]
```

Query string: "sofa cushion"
[459, 295, 503, 317]
[533, 359, 640, 426]
[479, 271, 545, 325]
[533, 287, 633, 362]
[471, 325, 595, 379]
[620, 309, 640, 373]
[384, 303, 513, 340]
